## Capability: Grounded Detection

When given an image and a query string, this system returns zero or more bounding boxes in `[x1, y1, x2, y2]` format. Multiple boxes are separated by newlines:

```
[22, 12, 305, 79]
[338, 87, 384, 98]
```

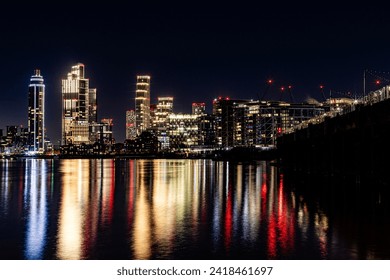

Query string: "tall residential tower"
[28, 69, 46, 153]
[135, 75, 151, 135]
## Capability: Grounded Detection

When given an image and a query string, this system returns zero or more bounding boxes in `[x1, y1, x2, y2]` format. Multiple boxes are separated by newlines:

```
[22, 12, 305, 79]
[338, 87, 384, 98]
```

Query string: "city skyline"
[2, 3, 390, 142]
[0, 61, 388, 145]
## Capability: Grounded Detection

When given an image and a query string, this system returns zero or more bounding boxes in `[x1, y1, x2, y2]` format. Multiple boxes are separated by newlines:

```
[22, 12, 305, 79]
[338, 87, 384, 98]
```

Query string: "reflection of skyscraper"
[62, 63, 97, 144]
[135, 75, 151, 135]
[28, 69, 45, 153]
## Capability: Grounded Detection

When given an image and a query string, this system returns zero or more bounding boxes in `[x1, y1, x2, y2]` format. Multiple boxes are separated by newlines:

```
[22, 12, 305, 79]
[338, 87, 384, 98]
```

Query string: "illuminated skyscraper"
[135, 75, 151, 134]
[62, 63, 97, 145]
[28, 69, 45, 153]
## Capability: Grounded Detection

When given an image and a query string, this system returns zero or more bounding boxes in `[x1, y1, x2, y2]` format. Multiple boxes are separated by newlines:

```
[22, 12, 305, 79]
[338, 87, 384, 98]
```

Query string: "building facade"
[27, 69, 45, 153]
[167, 114, 199, 150]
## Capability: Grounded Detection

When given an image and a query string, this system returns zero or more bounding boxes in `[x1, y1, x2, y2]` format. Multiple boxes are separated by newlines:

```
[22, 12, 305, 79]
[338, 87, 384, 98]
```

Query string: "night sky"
[1, 2, 390, 143]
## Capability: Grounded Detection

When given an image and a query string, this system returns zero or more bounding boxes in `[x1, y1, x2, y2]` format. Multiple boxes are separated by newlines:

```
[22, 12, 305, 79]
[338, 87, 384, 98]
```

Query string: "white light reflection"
[25, 159, 47, 260]
[1, 160, 10, 216]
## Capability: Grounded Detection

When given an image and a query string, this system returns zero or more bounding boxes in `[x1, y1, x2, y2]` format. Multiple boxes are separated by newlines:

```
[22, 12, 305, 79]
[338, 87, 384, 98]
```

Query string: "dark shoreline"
[3, 147, 280, 162]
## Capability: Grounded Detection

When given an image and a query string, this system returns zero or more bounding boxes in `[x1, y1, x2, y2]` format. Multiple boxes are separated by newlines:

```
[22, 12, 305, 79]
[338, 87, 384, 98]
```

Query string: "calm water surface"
[0, 158, 389, 259]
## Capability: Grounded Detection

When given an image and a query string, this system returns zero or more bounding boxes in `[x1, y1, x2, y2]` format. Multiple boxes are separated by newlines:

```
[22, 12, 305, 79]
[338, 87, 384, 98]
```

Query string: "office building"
[62, 63, 97, 145]
[167, 114, 199, 150]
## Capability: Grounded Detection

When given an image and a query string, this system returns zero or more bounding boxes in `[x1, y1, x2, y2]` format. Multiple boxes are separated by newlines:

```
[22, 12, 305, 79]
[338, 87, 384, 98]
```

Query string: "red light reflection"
[225, 183, 233, 250]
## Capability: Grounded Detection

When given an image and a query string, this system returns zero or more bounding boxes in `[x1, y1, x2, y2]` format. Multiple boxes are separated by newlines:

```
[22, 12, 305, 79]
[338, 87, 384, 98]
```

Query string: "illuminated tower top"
[68, 63, 85, 79]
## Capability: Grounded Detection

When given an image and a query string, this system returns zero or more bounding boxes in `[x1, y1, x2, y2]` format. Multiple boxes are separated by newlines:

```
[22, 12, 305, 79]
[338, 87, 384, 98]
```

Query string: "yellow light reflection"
[314, 211, 329, 258]
[57, 159, 89, 260]
[133, 160, 151, 259]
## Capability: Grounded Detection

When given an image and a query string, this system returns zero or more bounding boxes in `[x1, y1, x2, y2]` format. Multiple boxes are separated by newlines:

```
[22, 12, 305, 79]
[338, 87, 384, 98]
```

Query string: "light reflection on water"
[0, 158, 389, 259]
[24, 159, 47, 260]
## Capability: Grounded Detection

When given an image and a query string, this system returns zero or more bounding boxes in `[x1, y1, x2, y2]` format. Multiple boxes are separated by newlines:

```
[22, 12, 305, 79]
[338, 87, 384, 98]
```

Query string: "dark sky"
[1, 2, 390, 142]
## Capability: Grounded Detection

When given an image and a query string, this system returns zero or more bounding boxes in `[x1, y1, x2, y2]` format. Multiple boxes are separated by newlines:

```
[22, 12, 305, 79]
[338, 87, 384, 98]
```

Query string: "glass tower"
[28, 69, 45, 153]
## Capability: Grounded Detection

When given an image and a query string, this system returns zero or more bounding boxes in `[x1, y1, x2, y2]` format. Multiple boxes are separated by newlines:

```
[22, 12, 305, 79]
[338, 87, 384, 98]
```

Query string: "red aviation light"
[319, 85, 324, 89]
[280, 86, 285, 91]
[288, 85, 292, 89]
[267, 79, 273, 84]
[375, 80, 381, 85]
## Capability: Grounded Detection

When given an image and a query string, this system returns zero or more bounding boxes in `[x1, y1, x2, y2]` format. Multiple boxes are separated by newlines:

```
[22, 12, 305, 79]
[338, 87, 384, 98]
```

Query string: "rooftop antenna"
[287, 85, 294, 103]
[260, 79, 273, 100]
[320, 85, 326, 101]
[279, 86, 285, 101]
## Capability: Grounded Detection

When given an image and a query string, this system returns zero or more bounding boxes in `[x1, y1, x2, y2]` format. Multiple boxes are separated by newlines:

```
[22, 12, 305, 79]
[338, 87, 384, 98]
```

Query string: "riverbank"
[2, 147, 280, 162]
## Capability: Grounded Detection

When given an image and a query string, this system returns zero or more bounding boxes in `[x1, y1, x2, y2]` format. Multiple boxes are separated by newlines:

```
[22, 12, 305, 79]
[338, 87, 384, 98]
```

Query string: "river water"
[0, 158, 389, 259]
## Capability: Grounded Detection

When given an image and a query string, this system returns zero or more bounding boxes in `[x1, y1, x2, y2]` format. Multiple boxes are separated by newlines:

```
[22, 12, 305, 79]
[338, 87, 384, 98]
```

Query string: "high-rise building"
[62, 63, 97, 145]
[135, 75, 151, 135]
[126, 110, 137, 140]
[28, 69, 45, 153]
[212, 97, 244, 147]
